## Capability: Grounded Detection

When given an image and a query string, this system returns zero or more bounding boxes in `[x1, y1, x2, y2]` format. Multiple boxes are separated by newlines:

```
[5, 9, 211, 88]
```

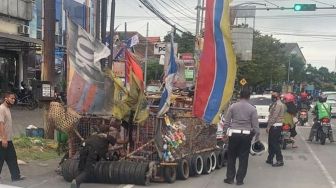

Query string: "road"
[2, 109, 336, 188]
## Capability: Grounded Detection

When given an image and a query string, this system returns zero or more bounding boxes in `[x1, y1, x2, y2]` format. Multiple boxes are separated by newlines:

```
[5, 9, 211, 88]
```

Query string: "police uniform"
[223, 99, 260, 184]
[266, 99, 285, 166]
[72, 133, 116, 187]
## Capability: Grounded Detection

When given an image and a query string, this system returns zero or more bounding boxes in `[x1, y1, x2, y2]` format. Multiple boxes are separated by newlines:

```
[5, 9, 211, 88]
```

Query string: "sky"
[76, 0, 336, 71]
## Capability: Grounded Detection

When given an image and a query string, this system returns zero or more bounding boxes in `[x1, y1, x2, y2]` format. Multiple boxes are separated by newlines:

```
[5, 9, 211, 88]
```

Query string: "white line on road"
[122, 184, 134, 188]
[298, 129, 336, 188]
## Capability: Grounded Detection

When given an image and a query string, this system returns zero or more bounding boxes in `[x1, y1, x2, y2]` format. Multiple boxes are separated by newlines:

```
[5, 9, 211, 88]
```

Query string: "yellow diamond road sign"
[240, 79, 247, 86]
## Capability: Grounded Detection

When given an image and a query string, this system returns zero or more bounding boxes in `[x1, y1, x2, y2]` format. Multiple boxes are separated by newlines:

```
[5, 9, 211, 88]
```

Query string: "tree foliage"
[164, 31, 195, 53]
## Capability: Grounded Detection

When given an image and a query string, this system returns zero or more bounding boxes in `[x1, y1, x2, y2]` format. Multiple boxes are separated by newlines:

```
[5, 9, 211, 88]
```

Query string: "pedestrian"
[0, 91, 26, 181]
[266, 92, 285, 167]
[223, 88, 260, 186]
[71, 124, 128, 188]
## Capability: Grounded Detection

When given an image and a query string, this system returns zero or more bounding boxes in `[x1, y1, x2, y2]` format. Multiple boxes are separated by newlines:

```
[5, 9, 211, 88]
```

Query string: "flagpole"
[144, 22, 149, 88]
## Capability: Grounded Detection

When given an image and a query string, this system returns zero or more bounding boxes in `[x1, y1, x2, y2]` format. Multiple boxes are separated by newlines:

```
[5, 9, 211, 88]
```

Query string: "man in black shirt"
[71, 124, 127, 188]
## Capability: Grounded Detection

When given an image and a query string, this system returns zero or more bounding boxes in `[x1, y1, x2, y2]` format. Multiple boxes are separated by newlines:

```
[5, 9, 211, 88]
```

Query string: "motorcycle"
[315, 118, 333, 145]
[298, 109, 308, 126]
[8, 82, 38, 110]
[280, 124, 294, 150]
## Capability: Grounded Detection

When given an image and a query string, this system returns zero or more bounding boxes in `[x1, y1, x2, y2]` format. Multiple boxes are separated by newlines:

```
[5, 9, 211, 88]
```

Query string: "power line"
[168, 0, 195, 15]
[157, 0, 196, 20]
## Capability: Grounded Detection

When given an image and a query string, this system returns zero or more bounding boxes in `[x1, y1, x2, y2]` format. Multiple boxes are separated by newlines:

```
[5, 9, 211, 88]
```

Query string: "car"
[323, 92, 336, 117]
[250, 94, 272, 128]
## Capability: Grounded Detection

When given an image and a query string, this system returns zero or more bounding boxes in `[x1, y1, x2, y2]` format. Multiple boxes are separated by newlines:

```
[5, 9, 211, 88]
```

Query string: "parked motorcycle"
[8, 82, 38, 110]
[280, 124, 294, 150]
[315, 118, 333, 145]
[298, 109, 308, 126]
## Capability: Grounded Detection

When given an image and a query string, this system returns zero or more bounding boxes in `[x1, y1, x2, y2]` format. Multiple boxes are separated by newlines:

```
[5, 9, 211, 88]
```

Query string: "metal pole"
[95, 0, 100, 40]
[43, 0, 55, 85]
[85, 0, 90, 32]
[144, 22, 149, 87]
[195, 0, 202, 36]
[109, 0, 115, 69]
[200, 0, 205, 32]
[287, 57, 291, 83]
[101, 0, 107, 69]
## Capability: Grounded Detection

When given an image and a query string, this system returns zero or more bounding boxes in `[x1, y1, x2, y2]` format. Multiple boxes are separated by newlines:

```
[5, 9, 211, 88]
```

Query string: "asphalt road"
[2, 109, 336, 188]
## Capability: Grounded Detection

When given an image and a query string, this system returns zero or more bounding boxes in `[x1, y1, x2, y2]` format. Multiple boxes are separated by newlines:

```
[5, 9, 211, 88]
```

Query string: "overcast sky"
[75, 0, 336, 71]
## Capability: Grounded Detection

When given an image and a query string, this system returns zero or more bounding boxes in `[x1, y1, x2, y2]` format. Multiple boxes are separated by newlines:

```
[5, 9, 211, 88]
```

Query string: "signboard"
[154, 42, 178, 55]
[112, 61, 125, 77]
[185, 69, 194, 81]
[240, 78, 247, 86]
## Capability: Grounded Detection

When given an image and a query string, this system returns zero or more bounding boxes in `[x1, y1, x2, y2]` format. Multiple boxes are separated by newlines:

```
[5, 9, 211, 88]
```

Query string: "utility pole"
[144, 22, 149, 87]
[95, 0, 100, 40]
[124, 22, 127, 42]
[85, 0, 90, 32]
[109, 0, 116, 69]
[195, 0, 202, 36]
[101, 0, 107, 68]
[43, 0, 55, 85]
[200, 0, 205, 33]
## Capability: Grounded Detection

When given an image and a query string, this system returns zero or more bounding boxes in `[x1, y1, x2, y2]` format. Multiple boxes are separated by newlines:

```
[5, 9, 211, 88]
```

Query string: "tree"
[164, 32, 195, 53]
[145, 58, 163, 83]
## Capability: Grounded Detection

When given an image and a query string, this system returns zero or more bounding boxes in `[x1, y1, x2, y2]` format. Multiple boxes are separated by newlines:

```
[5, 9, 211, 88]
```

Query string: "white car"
[323, 91, 336, 117]
[250, 95, 272, 127]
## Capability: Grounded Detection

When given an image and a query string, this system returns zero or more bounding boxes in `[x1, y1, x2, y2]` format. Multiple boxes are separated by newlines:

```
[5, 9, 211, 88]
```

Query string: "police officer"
[223, 88, 260, 185]
[70, 124, 128, 188]
[266, 92, 285, 167]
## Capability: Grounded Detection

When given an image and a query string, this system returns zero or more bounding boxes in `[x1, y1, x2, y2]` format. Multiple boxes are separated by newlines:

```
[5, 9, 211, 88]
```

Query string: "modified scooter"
[315, 118, 333, 145]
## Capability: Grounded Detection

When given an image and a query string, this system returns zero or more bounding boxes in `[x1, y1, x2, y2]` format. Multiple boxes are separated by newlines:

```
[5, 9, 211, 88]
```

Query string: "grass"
[13, 136, 60, 161]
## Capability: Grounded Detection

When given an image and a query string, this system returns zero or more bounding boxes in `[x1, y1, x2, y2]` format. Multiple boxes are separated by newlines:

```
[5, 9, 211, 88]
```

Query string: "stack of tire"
[62, 160, 150, 185]
[164, 148, 227, 183]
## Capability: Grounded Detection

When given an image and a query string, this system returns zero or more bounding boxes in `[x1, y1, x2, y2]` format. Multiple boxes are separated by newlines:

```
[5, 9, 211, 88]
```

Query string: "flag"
[66, 17, 110, 113]
[157, 39, 177, 117]
[193, 0, 237, 124]
[125, 50, 144, 86]
[126, 34, 139, 48]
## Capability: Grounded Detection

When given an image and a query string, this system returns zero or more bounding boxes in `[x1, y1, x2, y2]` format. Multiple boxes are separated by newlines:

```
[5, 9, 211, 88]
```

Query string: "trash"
[17, 160, 27, 165]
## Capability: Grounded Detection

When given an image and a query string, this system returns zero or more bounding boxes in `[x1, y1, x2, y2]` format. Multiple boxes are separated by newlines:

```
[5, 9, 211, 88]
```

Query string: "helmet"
[250, 141, 267, 156]
[319, 94, 327, 103]
[283, 93, 295, 103]
[300, 92, 308, 100]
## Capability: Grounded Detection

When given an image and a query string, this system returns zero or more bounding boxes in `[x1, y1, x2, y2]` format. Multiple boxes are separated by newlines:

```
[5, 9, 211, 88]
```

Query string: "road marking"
[298, 129, 336, 188]
[122, 184, 134, 188]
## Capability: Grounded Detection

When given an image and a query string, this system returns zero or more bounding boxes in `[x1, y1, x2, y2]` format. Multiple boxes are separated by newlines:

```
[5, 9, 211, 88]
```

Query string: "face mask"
[271, 96, 277, 102]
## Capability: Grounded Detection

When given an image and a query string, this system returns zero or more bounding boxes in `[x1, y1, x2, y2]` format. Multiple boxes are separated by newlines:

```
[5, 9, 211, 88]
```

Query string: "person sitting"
[283, 93, 298, 148]
[307, 94, 334, 142]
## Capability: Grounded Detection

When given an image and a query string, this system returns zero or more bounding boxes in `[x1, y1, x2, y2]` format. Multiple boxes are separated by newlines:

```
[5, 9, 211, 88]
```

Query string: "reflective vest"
[316, 102, 331, 119]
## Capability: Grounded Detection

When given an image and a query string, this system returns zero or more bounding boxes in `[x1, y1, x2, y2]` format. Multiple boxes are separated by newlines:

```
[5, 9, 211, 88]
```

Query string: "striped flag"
[193, 0, 237, 124]
[157, 38, 177, 117]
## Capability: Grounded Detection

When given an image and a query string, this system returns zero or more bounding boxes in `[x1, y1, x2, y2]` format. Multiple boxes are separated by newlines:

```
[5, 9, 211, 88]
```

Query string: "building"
[282, 43, 306, 64]
[0, 0, 42, 93]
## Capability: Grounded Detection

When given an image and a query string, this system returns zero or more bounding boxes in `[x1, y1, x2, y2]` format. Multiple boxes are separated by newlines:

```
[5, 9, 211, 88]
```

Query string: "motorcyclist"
[282, 93, 298, 148]
[307, 94, 334, 142]
[297, 91, 311, 111]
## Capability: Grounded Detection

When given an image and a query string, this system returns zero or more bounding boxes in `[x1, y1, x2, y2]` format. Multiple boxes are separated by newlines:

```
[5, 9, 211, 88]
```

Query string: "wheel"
[103, 162, 110, 183]
[61, 160, 72, 182]
[320, 132, 326, 145]
[202, 154, 212, 174]
[209, 152, 216, 171]
[125, 162, 137, 184]
[134, 163, 150, 185]
[282, 142, 287, 150]
[112, 161, 122, 183]
[26, 99, 38, 110]
[190, 155, 203, 176]
[129, 162, 139, 184]
[215, 151, 223, 169]
[177, 159, 189, 180]
[108, 162, 115, 183]
[164, 166, 177, 183]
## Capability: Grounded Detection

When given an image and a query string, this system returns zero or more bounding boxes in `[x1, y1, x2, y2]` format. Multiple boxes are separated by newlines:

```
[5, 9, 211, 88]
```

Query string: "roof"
[147, 37, 161, 44]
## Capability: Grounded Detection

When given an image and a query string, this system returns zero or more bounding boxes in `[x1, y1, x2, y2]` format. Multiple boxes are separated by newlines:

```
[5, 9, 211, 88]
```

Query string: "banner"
[66, 17, 110, 113]
[193, 0, 237, 124]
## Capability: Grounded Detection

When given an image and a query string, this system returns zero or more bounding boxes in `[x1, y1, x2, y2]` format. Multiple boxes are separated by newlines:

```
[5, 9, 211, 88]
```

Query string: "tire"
[177, 159, 189, 180]
[320, 132, 326, 145]
[210, 152, 216, 171]
[282, 142, 287, 150]
[202, 154, 212, 174]
[108, 162, 115, 183]
[215, 151, 223, 169]
[164, 166, 177, 183]
[138, 163, 150, 186]
[189, 155, 203, 176]
[129, 162, 139, 184]
[61, 160, 72, 182]
[125, 162, 136, 184]
[103, 162, 110, 183]
[112, 161, 122, 183]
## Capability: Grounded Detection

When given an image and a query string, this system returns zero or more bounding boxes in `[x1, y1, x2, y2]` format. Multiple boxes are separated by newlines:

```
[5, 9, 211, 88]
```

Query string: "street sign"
[154, 42, 178, 55]
[240, 78, 247, 86]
